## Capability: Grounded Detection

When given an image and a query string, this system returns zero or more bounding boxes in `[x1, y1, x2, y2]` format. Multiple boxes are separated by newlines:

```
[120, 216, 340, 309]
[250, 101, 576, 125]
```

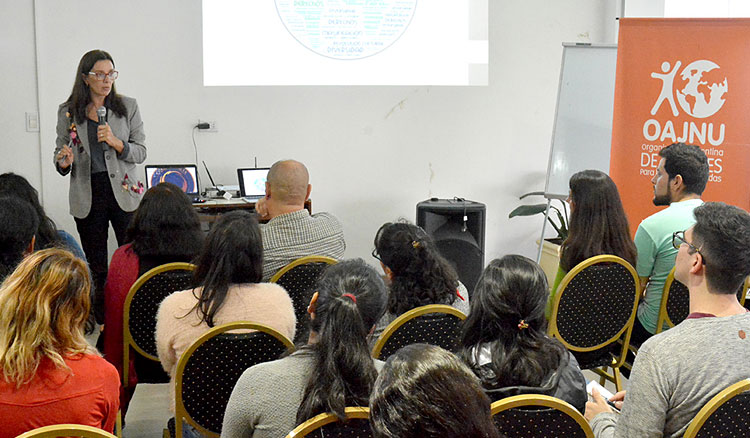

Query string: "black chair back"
[371, 304, 466, 360]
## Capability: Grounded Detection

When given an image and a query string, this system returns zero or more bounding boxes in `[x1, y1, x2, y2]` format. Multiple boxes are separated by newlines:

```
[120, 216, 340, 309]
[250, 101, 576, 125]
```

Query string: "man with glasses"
[586, 202, 750, 438]
[631, 143, 709, 346]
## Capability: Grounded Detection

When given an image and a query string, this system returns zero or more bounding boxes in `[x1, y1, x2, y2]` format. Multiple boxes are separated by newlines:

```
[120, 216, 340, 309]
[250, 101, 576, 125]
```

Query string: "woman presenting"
[54, 49, 146, 322]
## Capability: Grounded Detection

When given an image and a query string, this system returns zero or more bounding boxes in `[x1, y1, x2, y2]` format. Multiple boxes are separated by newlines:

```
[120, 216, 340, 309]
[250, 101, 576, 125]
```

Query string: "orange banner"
[611, 18, 750, 234]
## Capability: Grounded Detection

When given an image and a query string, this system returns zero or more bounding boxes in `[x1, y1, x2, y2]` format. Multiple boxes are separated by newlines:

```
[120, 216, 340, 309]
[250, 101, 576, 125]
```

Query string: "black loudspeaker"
[416, 198, 485, 296]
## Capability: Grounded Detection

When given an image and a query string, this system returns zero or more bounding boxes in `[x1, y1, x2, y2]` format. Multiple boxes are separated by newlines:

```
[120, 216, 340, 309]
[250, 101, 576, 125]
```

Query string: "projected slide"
[275, 0, 417, 60]
[203, 0, 487, 86]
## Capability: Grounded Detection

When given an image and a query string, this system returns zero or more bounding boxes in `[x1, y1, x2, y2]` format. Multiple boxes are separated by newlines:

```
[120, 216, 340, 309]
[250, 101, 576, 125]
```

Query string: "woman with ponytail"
[221, 259, 387, 438]
[370, 221, 469, 340]
[458, 255, 587, 412]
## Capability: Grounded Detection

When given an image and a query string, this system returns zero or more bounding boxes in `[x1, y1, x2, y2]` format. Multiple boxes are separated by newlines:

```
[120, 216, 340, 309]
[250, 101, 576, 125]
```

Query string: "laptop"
[144, 164, 203, 203]
[237, 167, 270, 201]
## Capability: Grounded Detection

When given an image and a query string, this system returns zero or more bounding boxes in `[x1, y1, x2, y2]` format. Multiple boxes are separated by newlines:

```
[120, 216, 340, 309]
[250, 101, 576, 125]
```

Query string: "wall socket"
[197, 119, 217, 132]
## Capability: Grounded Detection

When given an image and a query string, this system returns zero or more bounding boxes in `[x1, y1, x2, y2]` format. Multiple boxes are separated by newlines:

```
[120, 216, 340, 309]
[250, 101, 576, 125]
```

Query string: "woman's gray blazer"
[54, 95, 147, 219]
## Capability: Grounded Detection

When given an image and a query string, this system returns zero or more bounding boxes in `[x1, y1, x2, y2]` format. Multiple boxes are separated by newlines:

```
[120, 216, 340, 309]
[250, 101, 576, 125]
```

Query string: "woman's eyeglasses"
[88, 71, 119, 81]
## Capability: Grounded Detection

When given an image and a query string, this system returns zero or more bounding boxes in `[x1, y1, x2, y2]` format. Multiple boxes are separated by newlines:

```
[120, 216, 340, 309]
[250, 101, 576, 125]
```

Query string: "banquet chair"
[548, 255, 640, 392]
[371, 304, 466, 360]
[270, 255, 338, 344]
[286, 407, 371, 438]
[490, 394, 594, 438]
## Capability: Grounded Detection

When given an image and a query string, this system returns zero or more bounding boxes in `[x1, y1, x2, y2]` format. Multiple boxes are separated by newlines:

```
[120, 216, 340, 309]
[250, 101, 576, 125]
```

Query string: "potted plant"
[509, 191, 569, 286]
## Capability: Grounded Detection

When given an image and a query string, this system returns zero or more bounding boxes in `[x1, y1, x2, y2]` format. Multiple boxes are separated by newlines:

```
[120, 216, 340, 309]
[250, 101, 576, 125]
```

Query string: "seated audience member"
[221, 259, 387, 438]
[370, 221, 469, 340]
[254, 159, 345, 281]
[157, 210, 296, 434]
[0, 172, 85, 259]
[102, 182, 204, 416]
[0, 197, 39, 280]
[632, 143, 708, 345]
[0, 249, 119, 437]
[460, 255, 587, 412]
[585, 202, 750, 438]
[369, 344, 500, 438]
[547, 170, 637, 317]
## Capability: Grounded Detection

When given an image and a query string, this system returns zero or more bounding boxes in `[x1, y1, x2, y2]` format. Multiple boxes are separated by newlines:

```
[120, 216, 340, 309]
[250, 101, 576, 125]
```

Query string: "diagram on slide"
[274, 0, 418, 60]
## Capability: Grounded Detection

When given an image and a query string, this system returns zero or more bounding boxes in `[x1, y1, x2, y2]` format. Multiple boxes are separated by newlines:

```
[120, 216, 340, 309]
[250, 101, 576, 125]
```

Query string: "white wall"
[0, 1, 42, 189]
[5, 0, 615, 268]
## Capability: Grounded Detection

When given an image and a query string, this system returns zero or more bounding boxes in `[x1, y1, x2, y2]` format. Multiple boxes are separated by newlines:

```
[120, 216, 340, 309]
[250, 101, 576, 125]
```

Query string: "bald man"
[255, 160, 345, 280]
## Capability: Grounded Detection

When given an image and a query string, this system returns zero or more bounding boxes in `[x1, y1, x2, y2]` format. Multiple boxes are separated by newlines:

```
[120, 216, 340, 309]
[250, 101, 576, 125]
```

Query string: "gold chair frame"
[490, 394, 594, 438]
[683, 379, 750, 438]
[370, 304, 467, 359]
[16, 424, 117, 438]
[122, 262, 196, 384]
[656, 268, 749, 334]
[269, 255, 338, 283]
[286, 407, 370, 438]
[548, 255, 640, 392]
[174, 321, 295, 438]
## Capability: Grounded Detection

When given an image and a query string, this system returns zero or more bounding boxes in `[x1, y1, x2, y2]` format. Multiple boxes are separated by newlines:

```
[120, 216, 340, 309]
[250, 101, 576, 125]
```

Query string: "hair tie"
[517, 320, 529, 330]
[412, 240, 420, 249]
[341, 293, 357, 304]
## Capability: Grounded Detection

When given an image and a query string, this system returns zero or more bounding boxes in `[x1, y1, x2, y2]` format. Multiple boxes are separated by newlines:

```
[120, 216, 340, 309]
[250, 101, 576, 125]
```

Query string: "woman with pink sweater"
[156, 211, 296, 435]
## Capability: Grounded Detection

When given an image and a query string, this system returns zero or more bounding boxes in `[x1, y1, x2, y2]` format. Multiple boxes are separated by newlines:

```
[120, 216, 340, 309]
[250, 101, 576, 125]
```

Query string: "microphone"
[97, 106, 107, 126]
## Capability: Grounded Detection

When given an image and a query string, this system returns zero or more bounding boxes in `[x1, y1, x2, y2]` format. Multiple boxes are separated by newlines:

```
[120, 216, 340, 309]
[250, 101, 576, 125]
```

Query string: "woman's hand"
[56, 145, 74, 168]
[97, 123, 125, 153]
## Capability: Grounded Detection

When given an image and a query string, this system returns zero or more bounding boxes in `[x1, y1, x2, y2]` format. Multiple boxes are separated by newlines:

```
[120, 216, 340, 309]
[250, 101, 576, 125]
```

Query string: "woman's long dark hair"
[374, 221, 458, 316]
[370, 344, 500, 438]
[65, 49, 127, 123]
[190, 211, 263, 327]
[0, 173, 60, 250]
[560, 170, 637, 272]
[459, 255, 566, 389]
[126, 183, 203, 259]
[296, 259, 387, 423]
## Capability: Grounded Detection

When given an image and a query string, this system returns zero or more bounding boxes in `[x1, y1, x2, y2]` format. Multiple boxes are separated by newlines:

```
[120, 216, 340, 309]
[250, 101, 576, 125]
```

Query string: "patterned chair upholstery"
[286, 407, 371, 438]
[684, 379, 750, 438]
[490, 394, 594, 438]
[123, 262, 196, 386]
[270, 256, 338, 344]
[657, 268, 748, 333]
[16, 424, 117, 438]
[371, 304, 467, 360]
[173, 322, 295, 437]
[548, 255, 640, 392]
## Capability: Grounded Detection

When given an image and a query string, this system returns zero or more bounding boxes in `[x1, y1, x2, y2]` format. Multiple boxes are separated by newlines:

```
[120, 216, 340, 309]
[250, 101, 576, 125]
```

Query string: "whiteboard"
[544, 44, 617, 198]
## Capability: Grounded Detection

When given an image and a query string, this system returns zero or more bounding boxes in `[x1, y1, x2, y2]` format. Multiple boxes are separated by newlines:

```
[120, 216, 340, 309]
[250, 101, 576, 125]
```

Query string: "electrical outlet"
[197, 119, 218, 132]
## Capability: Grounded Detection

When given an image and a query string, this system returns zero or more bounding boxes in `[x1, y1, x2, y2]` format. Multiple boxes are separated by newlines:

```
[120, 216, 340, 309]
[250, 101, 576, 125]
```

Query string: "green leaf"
[509, 204, 548, 218]
[519, 191, 545, 200]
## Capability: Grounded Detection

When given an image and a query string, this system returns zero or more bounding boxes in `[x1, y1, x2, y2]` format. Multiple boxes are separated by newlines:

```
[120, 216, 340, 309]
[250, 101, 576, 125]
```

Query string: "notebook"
[237, 167, 270, 201]
[144, 164, 202, 203]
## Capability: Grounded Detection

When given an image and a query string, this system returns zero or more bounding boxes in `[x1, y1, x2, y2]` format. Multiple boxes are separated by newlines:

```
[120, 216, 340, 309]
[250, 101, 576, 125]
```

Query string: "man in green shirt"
[631, 143, 709, 346]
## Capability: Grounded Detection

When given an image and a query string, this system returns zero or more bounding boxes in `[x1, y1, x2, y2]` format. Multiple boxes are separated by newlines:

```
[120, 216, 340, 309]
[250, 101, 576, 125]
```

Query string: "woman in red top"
[102, 182, 203, 417]
[0, 248, 119, 436]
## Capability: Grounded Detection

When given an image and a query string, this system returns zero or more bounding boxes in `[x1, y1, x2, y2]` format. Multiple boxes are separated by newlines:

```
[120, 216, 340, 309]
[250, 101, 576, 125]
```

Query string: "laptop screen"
[237, 168, 270, 197]
[144, 165, 199, 195]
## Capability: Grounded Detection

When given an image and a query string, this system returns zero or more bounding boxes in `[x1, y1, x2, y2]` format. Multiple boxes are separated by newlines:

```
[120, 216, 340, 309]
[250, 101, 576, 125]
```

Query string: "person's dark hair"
[0, 197, 39, 279]
[459, 256, 567, 389]
[190, 210, 263, 327]
[691, 202, 750, 294]
[126, 182, 202, 259]
[296, 259, 387, 423]
[560, 170, 637, 271]
[370, 344, 500, 438]
[659, 143, 709, 196]
[65, 49, 127, 123]
[0, 173, 61, 250]
[374, 221, 458, 315]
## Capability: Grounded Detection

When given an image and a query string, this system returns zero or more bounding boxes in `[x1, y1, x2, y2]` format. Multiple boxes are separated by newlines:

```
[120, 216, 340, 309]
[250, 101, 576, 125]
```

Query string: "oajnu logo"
[643, 59, 728, 147]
